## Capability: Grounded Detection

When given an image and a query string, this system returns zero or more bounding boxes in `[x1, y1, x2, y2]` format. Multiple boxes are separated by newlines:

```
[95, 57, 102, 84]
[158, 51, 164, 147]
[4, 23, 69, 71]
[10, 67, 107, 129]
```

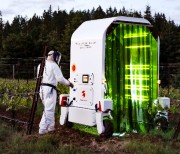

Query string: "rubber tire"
[102, 120, 114, 138]
[154, 116, 168, 131]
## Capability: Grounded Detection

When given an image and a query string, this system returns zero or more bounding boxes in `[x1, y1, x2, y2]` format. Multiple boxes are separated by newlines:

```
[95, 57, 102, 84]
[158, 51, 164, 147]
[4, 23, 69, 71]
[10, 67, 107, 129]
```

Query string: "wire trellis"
[0, 58, 179, 138]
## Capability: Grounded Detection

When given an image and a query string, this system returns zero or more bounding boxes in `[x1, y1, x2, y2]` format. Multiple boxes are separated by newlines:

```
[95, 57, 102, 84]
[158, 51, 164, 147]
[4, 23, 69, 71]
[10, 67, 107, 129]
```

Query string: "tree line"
[0, 5, 179, 64]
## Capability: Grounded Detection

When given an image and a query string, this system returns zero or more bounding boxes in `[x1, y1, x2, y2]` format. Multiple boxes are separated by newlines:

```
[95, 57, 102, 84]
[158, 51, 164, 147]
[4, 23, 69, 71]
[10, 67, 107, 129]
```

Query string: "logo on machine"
[82, 90, 86, 98]
[75, 41, 96, 49]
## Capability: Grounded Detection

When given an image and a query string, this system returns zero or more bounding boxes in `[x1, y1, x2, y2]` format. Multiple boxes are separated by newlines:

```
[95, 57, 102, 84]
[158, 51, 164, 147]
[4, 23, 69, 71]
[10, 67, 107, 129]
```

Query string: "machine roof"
[71, 16, 151, 41]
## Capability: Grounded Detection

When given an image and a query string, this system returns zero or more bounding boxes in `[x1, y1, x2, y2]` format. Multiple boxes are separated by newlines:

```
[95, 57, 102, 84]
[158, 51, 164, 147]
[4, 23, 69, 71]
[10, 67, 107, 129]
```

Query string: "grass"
[0, 120, 91, 154]
[124, 140, 180, 154]
[0, 120, 179, 154]
[148, 129, 174, 140]
[73, 123, 98, 135]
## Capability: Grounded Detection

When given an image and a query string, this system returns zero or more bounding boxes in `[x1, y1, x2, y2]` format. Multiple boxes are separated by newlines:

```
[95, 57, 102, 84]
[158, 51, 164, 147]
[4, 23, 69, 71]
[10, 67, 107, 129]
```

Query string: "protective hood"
[48, 50, 61, 65]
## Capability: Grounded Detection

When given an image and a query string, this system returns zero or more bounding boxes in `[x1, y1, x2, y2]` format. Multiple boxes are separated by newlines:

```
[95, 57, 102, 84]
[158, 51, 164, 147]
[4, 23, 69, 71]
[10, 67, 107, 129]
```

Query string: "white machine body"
[59, 16, 158, 134]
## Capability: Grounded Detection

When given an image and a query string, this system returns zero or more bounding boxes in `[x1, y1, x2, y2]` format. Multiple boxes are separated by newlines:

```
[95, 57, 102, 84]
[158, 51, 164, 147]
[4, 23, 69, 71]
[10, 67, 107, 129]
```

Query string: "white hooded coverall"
[38, 60, 70, 133]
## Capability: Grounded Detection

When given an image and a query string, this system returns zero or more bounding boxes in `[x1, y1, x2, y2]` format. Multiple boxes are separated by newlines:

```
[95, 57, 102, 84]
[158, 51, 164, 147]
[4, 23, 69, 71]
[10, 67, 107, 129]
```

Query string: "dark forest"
[0, 5, 179, 64]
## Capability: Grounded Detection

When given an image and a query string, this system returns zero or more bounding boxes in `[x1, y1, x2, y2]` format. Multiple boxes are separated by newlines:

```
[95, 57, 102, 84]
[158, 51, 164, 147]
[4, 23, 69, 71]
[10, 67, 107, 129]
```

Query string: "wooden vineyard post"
[26, 46, 47, 135]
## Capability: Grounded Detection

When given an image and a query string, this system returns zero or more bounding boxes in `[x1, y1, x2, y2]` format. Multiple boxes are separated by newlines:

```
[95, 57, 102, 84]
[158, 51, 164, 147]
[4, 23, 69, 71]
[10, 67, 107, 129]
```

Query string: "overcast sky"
[0, 0, 180, 25]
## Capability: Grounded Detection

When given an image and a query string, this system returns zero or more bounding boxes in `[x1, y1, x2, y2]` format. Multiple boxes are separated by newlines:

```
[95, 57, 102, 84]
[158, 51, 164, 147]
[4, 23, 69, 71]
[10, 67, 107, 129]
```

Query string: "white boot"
[39, 129, 48, 135]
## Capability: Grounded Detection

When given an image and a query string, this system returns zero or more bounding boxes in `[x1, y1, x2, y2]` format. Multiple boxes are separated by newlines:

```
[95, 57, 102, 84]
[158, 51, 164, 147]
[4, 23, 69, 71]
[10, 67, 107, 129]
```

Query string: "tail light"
[98, 101, 102, 111]
[60, 96, 68, 106]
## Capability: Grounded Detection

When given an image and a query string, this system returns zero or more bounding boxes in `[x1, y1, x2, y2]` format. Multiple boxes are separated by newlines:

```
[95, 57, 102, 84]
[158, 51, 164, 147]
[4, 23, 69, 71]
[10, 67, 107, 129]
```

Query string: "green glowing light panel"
[105, 23, 158, 132]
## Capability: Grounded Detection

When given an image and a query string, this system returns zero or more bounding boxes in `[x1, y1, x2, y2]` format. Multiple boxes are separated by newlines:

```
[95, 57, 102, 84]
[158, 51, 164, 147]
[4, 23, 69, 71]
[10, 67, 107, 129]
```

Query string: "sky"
[0, 0, 180, 25]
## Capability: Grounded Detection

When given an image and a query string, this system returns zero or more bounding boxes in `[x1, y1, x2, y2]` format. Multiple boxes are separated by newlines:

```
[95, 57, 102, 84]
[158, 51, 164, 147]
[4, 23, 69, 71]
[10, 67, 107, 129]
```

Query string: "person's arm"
[53, 64, 74, 88]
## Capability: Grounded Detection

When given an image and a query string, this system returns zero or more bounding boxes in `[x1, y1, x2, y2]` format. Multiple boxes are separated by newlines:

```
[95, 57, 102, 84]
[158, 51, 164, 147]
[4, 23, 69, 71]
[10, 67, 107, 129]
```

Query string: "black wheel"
[101, 120, 114, 138]
[154, 116, 168, 131]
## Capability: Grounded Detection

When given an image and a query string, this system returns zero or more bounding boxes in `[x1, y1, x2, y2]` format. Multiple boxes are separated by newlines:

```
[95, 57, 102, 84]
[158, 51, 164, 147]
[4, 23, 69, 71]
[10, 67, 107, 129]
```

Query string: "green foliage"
[159, 87, 180, 101]
[171, 73, 180, 88]
[148, 128, 179, 140]
[159, 87, 180, 114]
[57, 84, 69, 94]
[0, 78, 35, 111]
[0, 78, 69, 112]
[0, 5, 179, 65]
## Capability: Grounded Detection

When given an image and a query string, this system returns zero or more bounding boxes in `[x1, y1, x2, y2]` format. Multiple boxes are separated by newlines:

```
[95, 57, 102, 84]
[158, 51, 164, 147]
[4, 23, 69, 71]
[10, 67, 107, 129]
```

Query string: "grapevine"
[0, 78, 69, 111]
[0, 78, 36, 111]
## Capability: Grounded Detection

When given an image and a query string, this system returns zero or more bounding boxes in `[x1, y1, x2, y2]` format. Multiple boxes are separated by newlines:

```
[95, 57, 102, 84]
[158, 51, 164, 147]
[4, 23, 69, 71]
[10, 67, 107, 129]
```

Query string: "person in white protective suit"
[38, 50, 73, 135]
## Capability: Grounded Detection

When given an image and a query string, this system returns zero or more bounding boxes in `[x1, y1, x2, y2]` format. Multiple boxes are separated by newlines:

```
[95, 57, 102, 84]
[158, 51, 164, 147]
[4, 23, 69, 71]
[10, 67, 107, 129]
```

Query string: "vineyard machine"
[59, 16, 170, 137]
